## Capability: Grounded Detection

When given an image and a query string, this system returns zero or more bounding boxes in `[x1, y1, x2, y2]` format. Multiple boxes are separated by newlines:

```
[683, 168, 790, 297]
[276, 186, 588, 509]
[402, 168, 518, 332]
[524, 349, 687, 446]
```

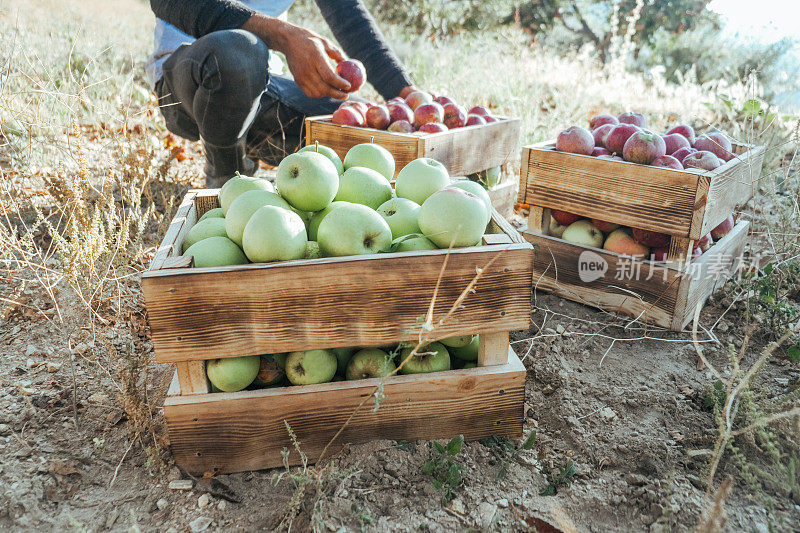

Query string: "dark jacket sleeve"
[315, 0, 413, 100]
[150, 0, 255, 38]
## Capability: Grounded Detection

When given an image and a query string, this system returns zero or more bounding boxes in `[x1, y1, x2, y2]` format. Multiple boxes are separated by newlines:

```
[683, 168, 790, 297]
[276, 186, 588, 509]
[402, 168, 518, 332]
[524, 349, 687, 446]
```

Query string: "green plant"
[421, 434, 466, 505]
[540, 459, 576, 496]
[480, 430, 537, 480]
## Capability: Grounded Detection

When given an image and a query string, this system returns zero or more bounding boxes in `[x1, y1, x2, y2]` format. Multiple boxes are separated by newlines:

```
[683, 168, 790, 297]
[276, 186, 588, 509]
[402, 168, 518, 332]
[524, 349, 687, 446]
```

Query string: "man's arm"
[315, 0, 414, 101]
[150, 0, 255, 38]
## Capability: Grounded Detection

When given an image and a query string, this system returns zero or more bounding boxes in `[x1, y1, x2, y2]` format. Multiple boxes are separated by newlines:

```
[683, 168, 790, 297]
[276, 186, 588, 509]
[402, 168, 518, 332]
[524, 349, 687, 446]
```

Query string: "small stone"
[217, 500, 227, 511]
[169, 480, 194, 490]
[167, 467, 182, 481]
[496, 498, 509, 508]
[71, 342, 89, 355]
[478, 502, 497, 525]
[556, 324, 566, 335]
[447, 498, 466, 515]
[46, 362, 62, 373]
[198, 493, 211, 508]
[156, 498, 168, 510]
[600, 407, 617, 421]
[25, 345, 36, 357]
[189, 517, 212, 533]
[87, 392, 109, 404]
[0, 424, 9, 436]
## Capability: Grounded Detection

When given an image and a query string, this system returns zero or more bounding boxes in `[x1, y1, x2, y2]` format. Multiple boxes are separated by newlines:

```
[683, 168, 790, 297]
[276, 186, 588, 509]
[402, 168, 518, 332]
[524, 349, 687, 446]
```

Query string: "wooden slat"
[488, 209, 528, 244]
[517, 147, 533, 205]
[667, 236, 694, 269]
[478, 331, 510, 366]
[521, 143, 701, 236]
[167, 370, 181, 397]
[150, 191, 198, 270]
[527, 206, 551, 235]
[164, 348, 525, 474]
[176, 361, 209, 395]
[486, 179, 517, 218]
[522, 230, 687, 328]
[483, 233, 513, 245]
[162, 256, 194, 269]
[143, 244, 533, 363]
[194, 189, 220, 219]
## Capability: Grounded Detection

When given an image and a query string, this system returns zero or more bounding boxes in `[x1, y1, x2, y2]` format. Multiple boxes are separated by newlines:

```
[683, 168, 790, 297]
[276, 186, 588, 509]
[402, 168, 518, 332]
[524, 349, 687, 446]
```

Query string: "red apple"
[622, 130, 667, 164]
[671, 147, 697, 162]
[556, 126, 594, 156]
[694, 133, 734, 162]
[604, 124, 640, 154]
[632, 228, 669, 247]
[387, 120, 414, 133]
[365, 105, 390, 130]
[651, 155, 683, 170]
[618, 112, 646, 128]
[465, 114, 486, 127]
[388, 96, 405, 105]
[591, 219, 619, 232]
[387, 101, 414, 124]
[593, 124, 615, 147]
[332, 106, 364, 127]
[710, 214, 735, 239]
[651, 246, 669, 261]
[418, 122, 448, 133]
[592, 147, 612, 157]
[597, 154, 624, 161]
[484, 115, 499, 123]
[342, 101, 370, 115]
[662, 133, 691, 155]
[405, 91, 433, 110]
[551, 210, 581, 226]
[666, 124, 695, 145]
[336, 59, 366, 92]
[443, 103, 467, 129]
[683, 151, 722, 171]
[469, 105, 491, 117]
[413, 102, 445, 128]
[697, 233, 713, 252]
[692, 246, 703, 259]
[604, 228, 650, 258]
[433, 95, 454, 107]
[589, 114, 619, 130]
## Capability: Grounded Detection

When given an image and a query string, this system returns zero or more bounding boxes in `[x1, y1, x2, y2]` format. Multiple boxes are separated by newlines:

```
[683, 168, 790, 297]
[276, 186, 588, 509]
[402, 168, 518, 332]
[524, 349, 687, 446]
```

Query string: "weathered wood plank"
[150, 192, 197, 271]
[478, 331, 510, 366]
[164, 348, 525, 474]
[194, 189, 220, 219]
[487, 179, 517, 218]
[176, 361, 209, 395]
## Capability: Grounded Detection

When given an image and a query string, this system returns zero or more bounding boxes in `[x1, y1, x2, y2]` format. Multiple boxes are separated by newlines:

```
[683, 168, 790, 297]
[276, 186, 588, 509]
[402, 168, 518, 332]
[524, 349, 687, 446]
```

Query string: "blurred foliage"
[364, 0, 516, 37]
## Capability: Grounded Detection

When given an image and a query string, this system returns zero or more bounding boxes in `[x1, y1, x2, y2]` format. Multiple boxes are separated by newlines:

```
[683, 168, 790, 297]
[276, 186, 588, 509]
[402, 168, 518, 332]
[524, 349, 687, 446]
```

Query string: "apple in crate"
[344, 143, 395, 181]
[334, 167, 393, 210]
[592, 124, 614, 147]
[394, 157, 450, 205]
[711, 214, 735, 239]
[697, 233, 714, 252]
[346, 348, 396, 380]
[405, 90, 433, 110]
[225, 189, 292, 246]
[471, 166, 501, 188]
[365, 105, 391, 130]
[694, 133, 734, 161]
[551, 209, 581, 226]
[449, 179, 492, 223]
[182, 217, 227, 253]
[562, 220, 604, 248]
[591, 219, 619, 233]
[662, 133, 691, 155]
[388, 120, 414, 133]
[183, 236, 248, 268]
[683, 151, 721, 171]
[592, 147, 611, 157]
[604, 123, 640, 155]
[440, 335, 475, 348]
[651, 246, 669, 261]
[332, 106, 365, 127]
[548, 216, 567, 238]
[604, 228, 650, 258]
[285, 349, 338, 385]
[277, 151, 339, 212]
[632, 228, 669, 247]
[555, 126, 594, 156]
[418, 122, 448, 133]
[449, 336, 479, 361]
[692, 246, 703, 259]
[418, 187, 488, 248]
[336, 59, 366, 92]
[307, 201, 348, 241]
[465, 114, 486, 126]
[206, 355, 260, 392]
[433, 95, 454, 106]
[667, 124, 695, 144]
[298, 143, 344, 174]
[413, 102, 445, 129]
[443, 103, 467, 129]
[387, 101, 414, 124]
[242, 205, 307, 262]
[198, 207, 224, 221]
[589, 114, 618, 129]
[622, 130, 666, 164]
[618, 111, 646, 128]
[391, 233, 438, 252]
[671, 147, 697, 162]
[469, 106, 491, 117]
[332, 347, 355, 376]
[218, 175, 275, 215]
[399, 342, 451, 374]
[377, 197, 421, 239]
[651, 155, 683, 170]
[317, 203, 392, 256]
[252, 355, 285, 387]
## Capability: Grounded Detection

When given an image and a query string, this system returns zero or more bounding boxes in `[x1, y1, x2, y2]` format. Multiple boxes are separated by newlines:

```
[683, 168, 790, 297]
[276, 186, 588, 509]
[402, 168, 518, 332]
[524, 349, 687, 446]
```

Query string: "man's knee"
[195, 29, 269, 90]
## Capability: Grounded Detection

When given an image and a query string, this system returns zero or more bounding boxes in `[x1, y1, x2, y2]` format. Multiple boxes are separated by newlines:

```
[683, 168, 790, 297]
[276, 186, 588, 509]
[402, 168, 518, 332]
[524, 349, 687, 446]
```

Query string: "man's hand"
[243, 14, 351, 100]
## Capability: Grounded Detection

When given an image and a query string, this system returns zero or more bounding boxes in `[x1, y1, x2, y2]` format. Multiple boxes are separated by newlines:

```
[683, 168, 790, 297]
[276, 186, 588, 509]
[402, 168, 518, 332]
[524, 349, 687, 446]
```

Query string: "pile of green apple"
[181, 142, 494, 268]
[205, 335, 482, 393]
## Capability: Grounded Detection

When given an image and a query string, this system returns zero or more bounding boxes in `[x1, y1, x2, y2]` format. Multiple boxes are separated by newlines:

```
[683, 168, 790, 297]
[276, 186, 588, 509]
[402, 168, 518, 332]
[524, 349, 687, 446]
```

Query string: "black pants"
[155, 29, 341, 181]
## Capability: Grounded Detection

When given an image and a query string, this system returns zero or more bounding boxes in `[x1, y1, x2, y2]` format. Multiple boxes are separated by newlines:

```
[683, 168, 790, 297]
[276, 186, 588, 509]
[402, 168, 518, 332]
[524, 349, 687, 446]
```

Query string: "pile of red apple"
[550, 209, 735, 261]
[332, 90, 500, 134]
[555, 111, 736, 171]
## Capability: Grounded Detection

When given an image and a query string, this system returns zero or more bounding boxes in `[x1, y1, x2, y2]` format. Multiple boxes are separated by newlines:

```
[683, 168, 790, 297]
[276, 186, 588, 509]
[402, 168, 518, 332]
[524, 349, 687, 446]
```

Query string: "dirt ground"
[1, 139, 799, 532]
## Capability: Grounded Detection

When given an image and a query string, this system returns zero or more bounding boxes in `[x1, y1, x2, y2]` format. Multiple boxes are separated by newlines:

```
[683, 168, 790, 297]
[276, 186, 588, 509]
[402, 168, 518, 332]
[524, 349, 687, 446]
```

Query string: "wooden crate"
[517, 139, 761, 329]
[144, 190, 533, 473]
[305, 115, 521, 178]
[486, 177, 518, 218]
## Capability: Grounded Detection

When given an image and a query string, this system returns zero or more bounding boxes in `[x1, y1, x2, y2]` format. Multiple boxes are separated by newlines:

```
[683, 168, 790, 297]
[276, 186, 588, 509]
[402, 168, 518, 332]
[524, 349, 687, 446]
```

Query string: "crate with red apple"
[142, 142, 532, 474]
[517, 111, 764, 330]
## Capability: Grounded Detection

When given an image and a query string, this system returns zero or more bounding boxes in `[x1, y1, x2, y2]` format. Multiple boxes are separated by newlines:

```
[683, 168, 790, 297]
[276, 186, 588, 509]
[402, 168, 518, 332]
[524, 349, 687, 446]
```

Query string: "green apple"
[307, 201, 349, 241]
[394, 158, 450, 205]
[346, 348, 396, 380]
[219, 175, 275, 215]
[561, 220, 604, 248]
[469, 166, 501, 189]
[450, 335, 479, 361]
[398, 342, 450, 374]
[242, 205, 307, 262]
[273, 353, 288, 370]
[462, 361, 477, 369]
[276, 151, 339, 211]
[252, 354, 285, 387]
[182, 217, 228, 252]
[334, 167, 393, 209]
[418, 187, 488, 248]
[305, 241, 321, 259]
[377, 198, 421, 239]
[390, 234, 438, 252]
[285, 349, 337, 385]
[298, 142, 344, 174]
[225, 189, 292, 246]
[440, 334, 475, 348]
[343, 143, 395, 181]
[317, 203, 392, 256]
[449, 179, 492, 224]
[332, 347, 356, 376]
[198, 207, 224, 221]
[183, 236, 248, 268]
[206, 355, 260, 392]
